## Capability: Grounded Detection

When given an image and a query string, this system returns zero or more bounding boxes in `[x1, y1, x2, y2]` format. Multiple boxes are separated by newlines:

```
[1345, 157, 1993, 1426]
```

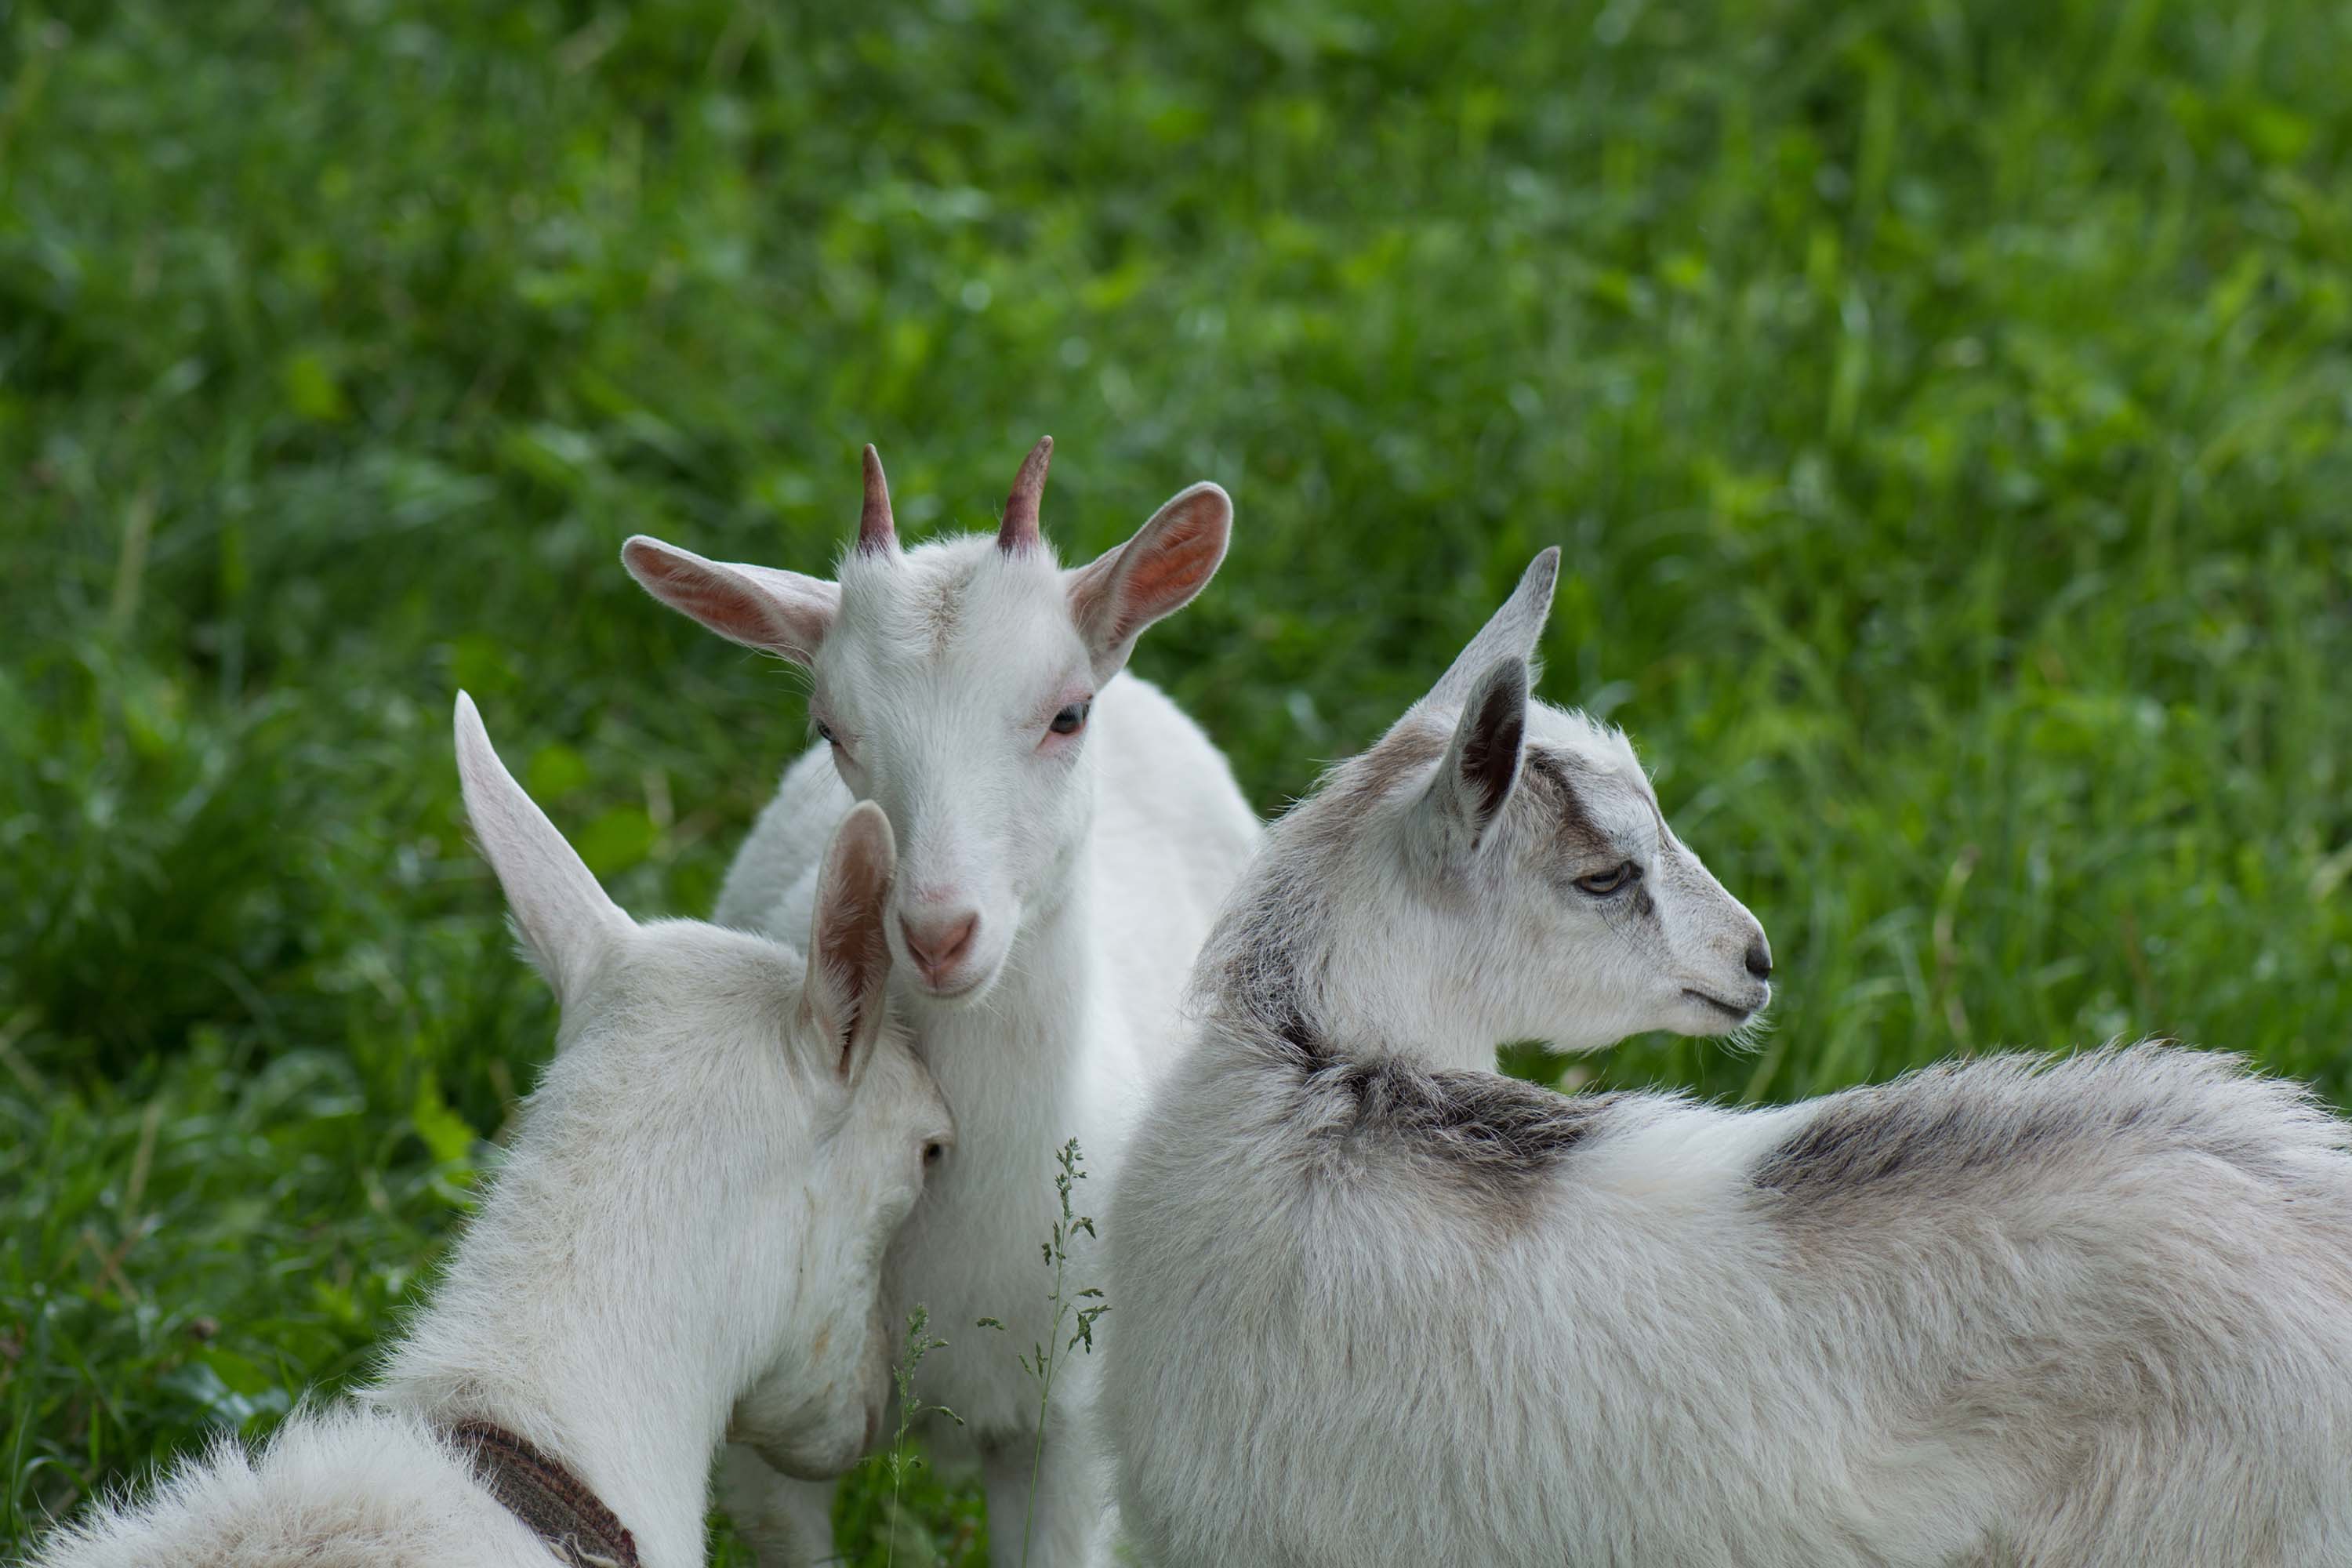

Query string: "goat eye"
[815, 720, 839, 747]
[922, 1141, 946, 1167]
[1049, 701, 1091, 736]
[1575, 862, 1641, 896]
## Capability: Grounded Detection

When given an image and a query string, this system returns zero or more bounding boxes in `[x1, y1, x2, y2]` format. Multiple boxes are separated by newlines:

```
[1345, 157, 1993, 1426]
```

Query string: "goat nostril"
[938, 913, 976, 964]
[900, 912, 980, 980]
[1745, 937, 1773, 982]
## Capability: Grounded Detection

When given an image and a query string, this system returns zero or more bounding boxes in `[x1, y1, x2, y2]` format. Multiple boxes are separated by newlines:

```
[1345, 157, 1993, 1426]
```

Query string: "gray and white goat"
[1103, 550, 2352, 1568]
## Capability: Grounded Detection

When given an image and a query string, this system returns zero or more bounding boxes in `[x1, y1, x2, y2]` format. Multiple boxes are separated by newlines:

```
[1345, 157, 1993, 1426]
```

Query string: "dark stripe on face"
[1519, 750, 1613, 858]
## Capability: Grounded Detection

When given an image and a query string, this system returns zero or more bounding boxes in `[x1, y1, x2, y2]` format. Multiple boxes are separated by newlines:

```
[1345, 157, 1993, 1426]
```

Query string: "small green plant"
[875, 1305, 960, 1568]
[977, 1137, 1110, 1568]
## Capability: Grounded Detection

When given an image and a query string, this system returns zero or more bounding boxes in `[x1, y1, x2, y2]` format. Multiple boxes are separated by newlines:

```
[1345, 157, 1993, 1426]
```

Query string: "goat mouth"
[1682, 987, 1760, 1022]
[913, 970, 991, 1003]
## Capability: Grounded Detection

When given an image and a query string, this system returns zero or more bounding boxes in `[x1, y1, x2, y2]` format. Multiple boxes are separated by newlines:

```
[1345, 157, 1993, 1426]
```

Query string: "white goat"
[622, 439, 1261, 1566]
[28, 694, 953, 1568]
[1104, 551, 2352, 1567]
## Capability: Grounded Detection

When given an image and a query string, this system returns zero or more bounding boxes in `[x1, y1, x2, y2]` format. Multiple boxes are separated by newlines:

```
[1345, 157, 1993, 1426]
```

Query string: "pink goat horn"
[997, 435, 1053, 554]
[858, 444, 897, 555]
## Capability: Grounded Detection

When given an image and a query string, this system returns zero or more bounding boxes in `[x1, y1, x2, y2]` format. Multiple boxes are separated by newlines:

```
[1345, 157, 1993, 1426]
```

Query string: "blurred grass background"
[3, 0, 2349, 1559]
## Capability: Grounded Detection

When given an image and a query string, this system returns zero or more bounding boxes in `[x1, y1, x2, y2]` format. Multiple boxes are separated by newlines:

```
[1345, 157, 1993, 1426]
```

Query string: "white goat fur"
[28, 695, 952, 1568]
[1105, 553, 2352, 1567]
[622, 441, 1261, 1566]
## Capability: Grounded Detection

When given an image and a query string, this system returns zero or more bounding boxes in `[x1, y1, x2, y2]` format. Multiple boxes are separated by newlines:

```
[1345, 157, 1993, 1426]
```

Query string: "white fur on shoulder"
[27, 695, 952, 1568]
[31, 1406, 546, 1568]
[1103, 554, 2352, 1567]
[626, 439, 1261, 1567]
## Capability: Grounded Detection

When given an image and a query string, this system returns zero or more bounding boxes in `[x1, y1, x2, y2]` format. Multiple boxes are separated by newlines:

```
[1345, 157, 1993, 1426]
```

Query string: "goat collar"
[448, 1419, 641, 1568]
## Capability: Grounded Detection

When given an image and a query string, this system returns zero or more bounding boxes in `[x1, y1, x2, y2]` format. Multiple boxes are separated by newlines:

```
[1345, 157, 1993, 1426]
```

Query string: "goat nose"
[899, 911, 979, 984]
[1744, 935, 1774, 981]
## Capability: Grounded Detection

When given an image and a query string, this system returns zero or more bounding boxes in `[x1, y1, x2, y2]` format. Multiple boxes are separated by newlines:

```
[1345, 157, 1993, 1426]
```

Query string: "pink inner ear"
[1078, 490, 1229, 655]
[1116, 505, 1224, 634]
[818, 887, 881, 992]
[624, 545, 759, 640]
[653, 566, 775, 646]
[815, 901, 880, 1072]
[624, 542, 832, 662]
[812, 818, 895, 1070]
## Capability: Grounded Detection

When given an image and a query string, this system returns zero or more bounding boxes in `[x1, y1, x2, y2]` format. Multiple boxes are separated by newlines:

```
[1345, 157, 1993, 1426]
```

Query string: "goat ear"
[1418, 658, 1530, 854]
[453, 691, 629, 1004]
[1415, 546, 1559, 716]
[801, 802, 897, 1092]
[622, 535, 837, 666]
[1065, 481, 1232, 681]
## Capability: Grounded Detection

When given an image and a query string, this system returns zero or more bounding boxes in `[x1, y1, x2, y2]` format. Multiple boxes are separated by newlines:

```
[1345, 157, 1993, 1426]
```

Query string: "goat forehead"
[1523, 702, 1644, 781]
[621, 923, 805, 1021]
[827, 536, 1083, 701]
[1514, 708, 1660, 852]
[637, 915, 800, 966]
[839, 535, 1065, 639]
[869, 1032, 953, 1124]
[552, 968, 806, 1128]
[1292, 702, 1658, 861]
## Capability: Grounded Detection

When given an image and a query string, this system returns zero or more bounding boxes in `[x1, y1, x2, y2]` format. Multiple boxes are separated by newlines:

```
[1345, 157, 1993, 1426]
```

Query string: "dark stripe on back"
[1750, 1051, 2291, 1210]
[1750, 1092, 2031, 1200]
[1299, 1045, 1618, 1178]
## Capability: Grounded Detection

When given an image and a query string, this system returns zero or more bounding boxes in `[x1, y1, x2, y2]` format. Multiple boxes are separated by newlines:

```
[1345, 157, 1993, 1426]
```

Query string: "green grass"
[3, 0, 2349, 1558]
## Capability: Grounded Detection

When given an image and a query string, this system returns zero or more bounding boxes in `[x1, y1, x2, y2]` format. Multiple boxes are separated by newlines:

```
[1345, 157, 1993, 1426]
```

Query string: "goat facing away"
[1102, 550, 2352, 1568]
[623, 439, 1261, 1566]
[28, 695, 951, 1568]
